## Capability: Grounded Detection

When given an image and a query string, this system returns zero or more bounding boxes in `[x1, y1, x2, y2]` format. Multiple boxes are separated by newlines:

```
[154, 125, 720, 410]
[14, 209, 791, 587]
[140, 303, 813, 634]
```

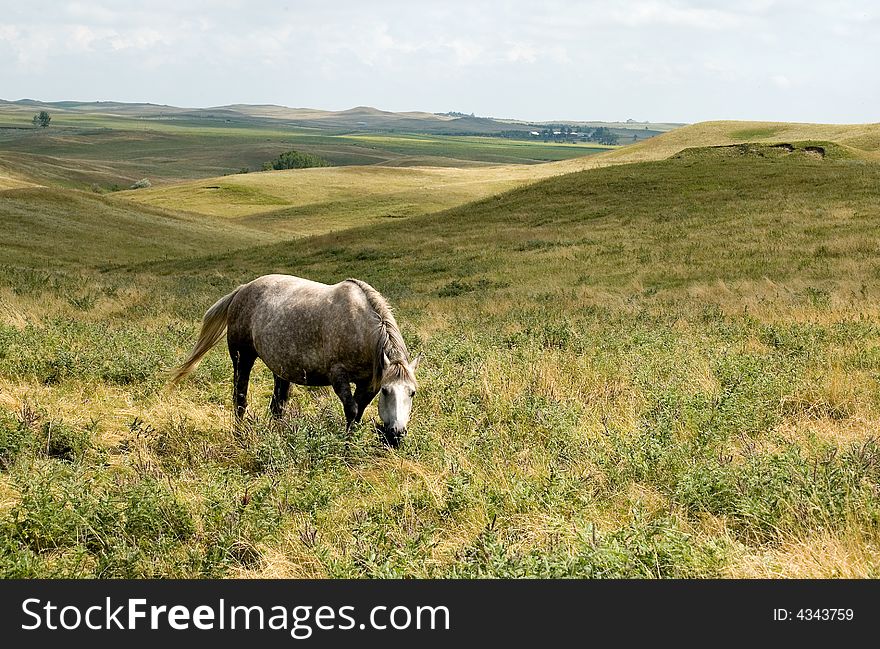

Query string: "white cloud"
[0, 1, 876, 122]
[506, 44, 538, 64]
[446, 40, 486, 66]
[611, 1, 745, 29]
[771, 74, 792, 89]
[64, 2, 119, 24]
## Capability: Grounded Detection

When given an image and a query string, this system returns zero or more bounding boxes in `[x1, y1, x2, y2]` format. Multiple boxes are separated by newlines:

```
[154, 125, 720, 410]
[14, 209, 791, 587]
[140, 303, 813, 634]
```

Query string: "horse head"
[377, 353, 422, 447]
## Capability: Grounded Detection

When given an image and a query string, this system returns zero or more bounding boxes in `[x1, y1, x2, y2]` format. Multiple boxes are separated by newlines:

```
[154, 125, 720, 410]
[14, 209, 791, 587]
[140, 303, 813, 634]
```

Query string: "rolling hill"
[1, 99, 680, 137]
[0, 188, 268, 268]
[2, 119, 880, 579]
[119, 162, 574, 235]
[121, 120, 880, 235]
[0, 102, 607, 190]
[144, 138, 880, 301]
[554, 120, 880, 171]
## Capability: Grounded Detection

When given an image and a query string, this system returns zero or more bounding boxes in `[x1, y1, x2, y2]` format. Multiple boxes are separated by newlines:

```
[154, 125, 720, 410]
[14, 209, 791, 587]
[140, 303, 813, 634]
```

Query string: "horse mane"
[344, 278, 414, 390]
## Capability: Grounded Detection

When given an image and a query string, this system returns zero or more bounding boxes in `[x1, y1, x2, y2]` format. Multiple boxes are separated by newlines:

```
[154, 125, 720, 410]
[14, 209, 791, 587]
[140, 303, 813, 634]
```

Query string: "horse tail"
[169, 285, 243, 385]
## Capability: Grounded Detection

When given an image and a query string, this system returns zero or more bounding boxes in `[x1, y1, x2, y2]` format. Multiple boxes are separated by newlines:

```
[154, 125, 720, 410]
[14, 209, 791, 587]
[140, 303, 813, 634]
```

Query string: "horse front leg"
[330, 368, 358, 433]
[353, 381, 379, 424]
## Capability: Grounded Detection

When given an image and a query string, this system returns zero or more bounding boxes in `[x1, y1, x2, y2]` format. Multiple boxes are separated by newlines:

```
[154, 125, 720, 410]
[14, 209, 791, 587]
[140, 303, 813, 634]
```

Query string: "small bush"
[436, 279, 490, 297]
[0, 412, 31, 469]
[39, 421, 92, 462]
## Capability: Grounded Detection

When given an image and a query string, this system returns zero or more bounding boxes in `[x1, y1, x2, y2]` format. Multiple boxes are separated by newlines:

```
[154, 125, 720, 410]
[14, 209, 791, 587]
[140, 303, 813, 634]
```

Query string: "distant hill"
[0, 98, 681, 137]
[0, 99, 179, 116]
[0, 100, 613, 190]
[551, 119, 880, 173]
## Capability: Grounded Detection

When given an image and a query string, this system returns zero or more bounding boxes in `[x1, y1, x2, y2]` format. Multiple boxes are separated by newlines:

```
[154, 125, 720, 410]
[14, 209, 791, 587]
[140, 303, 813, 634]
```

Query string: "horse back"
[227, 274, 375, 385]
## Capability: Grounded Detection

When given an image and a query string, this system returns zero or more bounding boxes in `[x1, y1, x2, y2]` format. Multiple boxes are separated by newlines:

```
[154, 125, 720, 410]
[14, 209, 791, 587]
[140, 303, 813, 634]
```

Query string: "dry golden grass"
[731, 528, 880, 578]
[0, 378, 231, 448]
[231, 536, 328, 579]
[0, 172, 40, 190]
[120, 163, 567, 235]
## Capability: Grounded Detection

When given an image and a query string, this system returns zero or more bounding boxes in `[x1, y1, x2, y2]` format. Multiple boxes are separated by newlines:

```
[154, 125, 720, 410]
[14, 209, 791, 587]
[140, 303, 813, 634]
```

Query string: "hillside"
[145, 141, 880, 301]
[0, 168, 38, 190]
[119, 162, 577, 235]
[0, 106, 601, 191]
[121, 120, 880, 233]
[3, 139, 880, 578]
[553, 120, 880, 172]
[0, 188, 268, 268]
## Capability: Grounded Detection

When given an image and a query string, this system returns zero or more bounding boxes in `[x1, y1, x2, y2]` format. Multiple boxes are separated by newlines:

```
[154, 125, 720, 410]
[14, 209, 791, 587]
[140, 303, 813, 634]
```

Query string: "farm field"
[0, 102, 615, 192]
[2, 117, 880, 578]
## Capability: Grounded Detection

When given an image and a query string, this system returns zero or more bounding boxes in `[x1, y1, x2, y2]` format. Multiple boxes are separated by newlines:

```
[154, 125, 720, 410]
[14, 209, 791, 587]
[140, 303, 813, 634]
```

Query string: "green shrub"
[262, 150, 330, 170]
[0, 411, 31, 469]
[40, 421, 92, 462]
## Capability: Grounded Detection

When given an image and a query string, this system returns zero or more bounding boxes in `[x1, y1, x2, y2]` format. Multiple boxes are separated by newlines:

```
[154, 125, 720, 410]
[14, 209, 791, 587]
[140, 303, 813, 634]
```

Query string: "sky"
[0, 0, 877, 123]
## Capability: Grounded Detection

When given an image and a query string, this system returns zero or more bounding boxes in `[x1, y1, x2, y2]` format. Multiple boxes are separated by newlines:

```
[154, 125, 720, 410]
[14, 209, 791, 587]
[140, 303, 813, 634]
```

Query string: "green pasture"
[0, 105, 605, 190]
[2, 136, 880, 577]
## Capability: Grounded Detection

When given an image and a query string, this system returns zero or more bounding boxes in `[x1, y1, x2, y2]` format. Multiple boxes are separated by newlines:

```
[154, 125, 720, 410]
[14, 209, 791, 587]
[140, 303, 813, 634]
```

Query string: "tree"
[32, 111, 51, 128]
[589, 127, 619, 146]
[263, 150, 330, 170]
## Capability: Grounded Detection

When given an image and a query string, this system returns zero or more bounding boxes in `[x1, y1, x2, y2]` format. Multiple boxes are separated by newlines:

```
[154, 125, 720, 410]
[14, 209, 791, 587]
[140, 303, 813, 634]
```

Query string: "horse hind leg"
[230, 345, 257, 422]
[270, 375, 291, 419]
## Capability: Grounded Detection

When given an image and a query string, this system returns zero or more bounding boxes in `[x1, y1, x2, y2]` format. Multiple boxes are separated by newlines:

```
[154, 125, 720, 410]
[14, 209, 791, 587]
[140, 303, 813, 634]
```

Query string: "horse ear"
[383, 352, 391, 368]
[410, 353, 423, 372]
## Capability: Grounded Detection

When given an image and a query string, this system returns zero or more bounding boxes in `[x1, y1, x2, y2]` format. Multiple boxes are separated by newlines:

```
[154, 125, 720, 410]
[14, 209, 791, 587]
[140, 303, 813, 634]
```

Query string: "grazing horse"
[170, 274, 421, 446]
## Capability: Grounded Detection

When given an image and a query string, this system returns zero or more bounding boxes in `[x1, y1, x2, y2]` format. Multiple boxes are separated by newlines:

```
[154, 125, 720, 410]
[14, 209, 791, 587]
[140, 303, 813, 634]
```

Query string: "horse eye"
[381, 387, 389, 395]
[410, 390, 416, 397]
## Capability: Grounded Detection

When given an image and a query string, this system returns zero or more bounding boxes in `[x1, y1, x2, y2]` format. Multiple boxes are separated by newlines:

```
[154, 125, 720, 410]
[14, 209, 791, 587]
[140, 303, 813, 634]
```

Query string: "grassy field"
[0, 103, 609, 191]
[0, 188, 269, 267]
[121, 120, 880, 239]
[121, 163, 579, 236]
[567, 120, 880, 169]
[2, 120, 880, 578]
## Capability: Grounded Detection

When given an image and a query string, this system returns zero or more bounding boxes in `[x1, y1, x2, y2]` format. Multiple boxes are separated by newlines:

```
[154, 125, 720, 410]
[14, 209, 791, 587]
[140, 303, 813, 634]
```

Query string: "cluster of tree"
[32, 111, 51, 128]
[261, 150, 330, 171]
[490, 125, 620, 145]
[589, 127, 619, 145]
[438, 111, 477, 118]
[530, 125, 619, 145]
[495, 129, 543, 139]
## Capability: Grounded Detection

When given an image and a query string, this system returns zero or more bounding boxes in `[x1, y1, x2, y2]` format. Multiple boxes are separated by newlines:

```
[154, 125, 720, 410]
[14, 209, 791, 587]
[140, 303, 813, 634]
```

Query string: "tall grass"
[2, 144, 880, 577]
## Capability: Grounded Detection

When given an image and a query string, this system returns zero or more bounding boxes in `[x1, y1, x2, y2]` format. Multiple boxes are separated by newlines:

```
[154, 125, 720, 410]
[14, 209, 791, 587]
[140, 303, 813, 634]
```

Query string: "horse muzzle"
[377, 423, 407, 448]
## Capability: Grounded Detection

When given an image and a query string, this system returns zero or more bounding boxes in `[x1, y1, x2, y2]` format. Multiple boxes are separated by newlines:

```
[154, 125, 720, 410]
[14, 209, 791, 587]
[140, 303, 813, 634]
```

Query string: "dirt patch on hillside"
[672, 141, 838, 162]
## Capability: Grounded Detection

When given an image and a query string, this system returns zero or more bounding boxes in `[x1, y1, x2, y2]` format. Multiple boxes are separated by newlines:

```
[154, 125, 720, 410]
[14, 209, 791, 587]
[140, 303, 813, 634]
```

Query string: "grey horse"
[170, 274, 421, 446]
